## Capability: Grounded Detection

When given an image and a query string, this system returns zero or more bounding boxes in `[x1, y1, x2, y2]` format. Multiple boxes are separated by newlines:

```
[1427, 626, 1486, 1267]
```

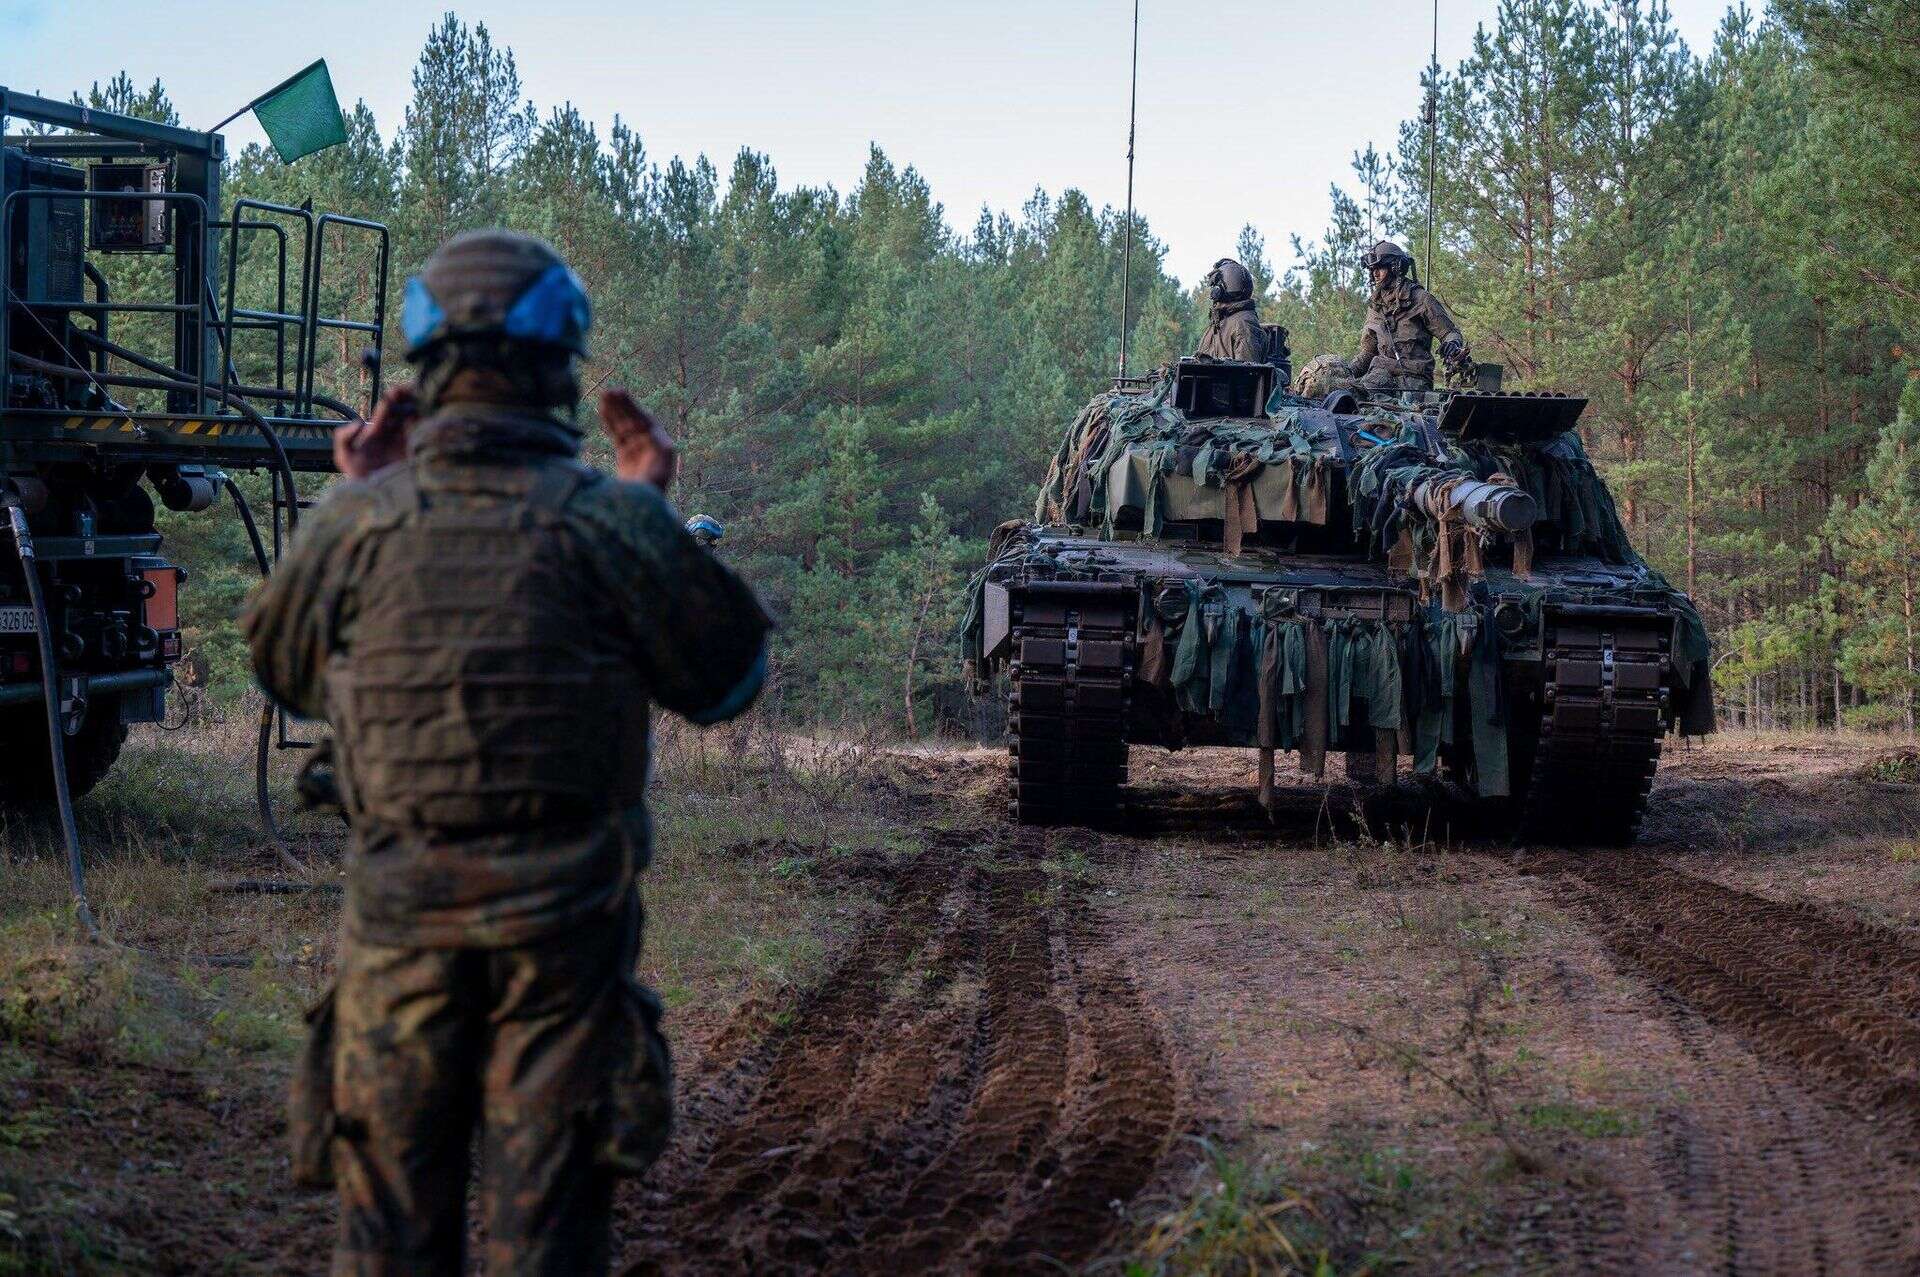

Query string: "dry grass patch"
[0, 708, 913, 1275]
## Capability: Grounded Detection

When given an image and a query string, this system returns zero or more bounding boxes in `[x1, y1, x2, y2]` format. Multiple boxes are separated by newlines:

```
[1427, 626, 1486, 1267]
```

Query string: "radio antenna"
[1423, 0, 1439, 286]
[1117, 0, 1141, 379]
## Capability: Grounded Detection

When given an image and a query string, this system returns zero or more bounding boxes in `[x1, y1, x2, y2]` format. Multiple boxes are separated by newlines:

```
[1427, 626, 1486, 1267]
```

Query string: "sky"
[3, 0, 1738, 282]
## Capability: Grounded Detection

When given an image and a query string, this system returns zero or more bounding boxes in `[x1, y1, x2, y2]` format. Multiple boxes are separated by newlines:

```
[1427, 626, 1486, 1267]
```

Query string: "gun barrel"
[1413, 477, 1538, 534]
[1455, 480, 1537, 533]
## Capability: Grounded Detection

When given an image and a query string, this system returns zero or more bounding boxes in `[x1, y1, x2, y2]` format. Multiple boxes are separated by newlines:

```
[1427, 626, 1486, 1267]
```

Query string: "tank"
[961, 358, 1714, 846]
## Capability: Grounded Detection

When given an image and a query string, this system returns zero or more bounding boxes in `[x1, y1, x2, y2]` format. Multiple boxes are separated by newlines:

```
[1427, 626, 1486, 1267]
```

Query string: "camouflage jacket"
[242, 406, 770, 948]
[1349, 282, 1463, 382]
[1197, 299, 1267, 363]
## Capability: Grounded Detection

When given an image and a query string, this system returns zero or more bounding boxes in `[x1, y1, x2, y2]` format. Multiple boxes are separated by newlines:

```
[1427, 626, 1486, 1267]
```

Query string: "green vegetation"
[1127, 1143, 1345, 1277]
[71, 2, 1920, 734]
[1124, 1132, 1494, 1277]
[1522, 1101, 1639, 1139]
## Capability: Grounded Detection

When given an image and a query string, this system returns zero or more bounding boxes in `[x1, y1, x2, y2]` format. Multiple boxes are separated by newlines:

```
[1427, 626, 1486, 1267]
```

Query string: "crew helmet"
[1203, 257, 1254, 304]
[400, 229, 592, 363]
[1360, 240, 1415, 276]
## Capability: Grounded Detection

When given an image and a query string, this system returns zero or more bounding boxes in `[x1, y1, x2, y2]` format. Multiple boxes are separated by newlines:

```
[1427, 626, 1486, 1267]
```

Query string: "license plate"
[0, 606, 36, 634]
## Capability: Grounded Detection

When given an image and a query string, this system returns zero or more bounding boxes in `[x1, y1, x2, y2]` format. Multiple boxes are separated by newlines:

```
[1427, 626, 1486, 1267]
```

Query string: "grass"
[0, 704, 905, 1274]
[1863, 749, 1920, 784]
[1521, 1101, 1637, 1140]
[1127, 1142, 1345, 1277]
[1124, 1129, 1487, 1277]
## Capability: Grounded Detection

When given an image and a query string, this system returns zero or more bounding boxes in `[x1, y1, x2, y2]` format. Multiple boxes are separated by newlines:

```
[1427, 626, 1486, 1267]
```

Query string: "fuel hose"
[7, 502, 101, 940]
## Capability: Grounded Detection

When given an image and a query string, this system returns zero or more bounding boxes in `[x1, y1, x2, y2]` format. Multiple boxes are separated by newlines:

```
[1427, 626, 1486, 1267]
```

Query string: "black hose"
[7, 502, 298, 964]
[226, 476, 272, 576]
[7, 503, 101, 940]
[225, 477, 307, 876]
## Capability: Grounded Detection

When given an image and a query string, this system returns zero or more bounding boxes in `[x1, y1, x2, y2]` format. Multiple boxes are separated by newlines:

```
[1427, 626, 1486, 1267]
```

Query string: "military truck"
[962, 358, 1713, 845]
[1, 87, 387, 808]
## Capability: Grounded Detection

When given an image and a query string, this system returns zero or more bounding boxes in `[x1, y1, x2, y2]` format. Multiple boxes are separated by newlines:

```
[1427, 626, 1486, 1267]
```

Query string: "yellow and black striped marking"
[60, 415, 232, 437]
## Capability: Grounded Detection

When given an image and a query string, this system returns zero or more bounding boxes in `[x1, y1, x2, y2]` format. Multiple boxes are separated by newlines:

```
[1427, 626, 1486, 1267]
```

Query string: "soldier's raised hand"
[333, 383, 416, 479]
[600, 387, 677, 493]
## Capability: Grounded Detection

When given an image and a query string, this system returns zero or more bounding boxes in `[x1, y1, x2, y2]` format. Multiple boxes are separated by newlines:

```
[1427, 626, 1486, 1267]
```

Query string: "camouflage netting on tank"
[1133, 580, 1513, 789]
[960, 529, 1713, 794]
[1345, 416, 1640, 608]
[1035, 378, 1335, 552]
[969, 380, 1716, 788]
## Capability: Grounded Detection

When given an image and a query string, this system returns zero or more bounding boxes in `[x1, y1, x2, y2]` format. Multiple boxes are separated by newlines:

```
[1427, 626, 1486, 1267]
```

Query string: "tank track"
[1006, 582, 1135, 826]
[1515, 607, 1670, 847]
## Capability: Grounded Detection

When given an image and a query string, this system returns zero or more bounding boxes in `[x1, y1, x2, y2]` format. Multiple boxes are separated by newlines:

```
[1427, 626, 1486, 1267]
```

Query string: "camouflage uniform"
[1197, 299, 1267, 363]
[1348, 241, 1470, 392]
[245, 234, 769, 1277]
[1196, 258, 1268, 364]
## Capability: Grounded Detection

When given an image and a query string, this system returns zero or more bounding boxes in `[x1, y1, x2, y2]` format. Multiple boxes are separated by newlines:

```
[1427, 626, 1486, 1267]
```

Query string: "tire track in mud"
[1546, 851, 1920, 1274]
[619, 825, 1181, 1275]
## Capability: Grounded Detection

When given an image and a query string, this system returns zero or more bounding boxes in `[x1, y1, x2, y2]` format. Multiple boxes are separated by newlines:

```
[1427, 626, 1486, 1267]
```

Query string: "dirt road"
[618, 736, 1920, 1273]
[618, 818, 1181, 1274]
[9, 732, 1920, 1273]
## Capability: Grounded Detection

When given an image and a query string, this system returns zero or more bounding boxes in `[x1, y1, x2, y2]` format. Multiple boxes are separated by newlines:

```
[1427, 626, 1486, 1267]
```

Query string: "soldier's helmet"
[1360, 240, 1415, 276]
[1203, 257, 1254, 303]
[1296, 353, 1358, 400]
[401, 229, 593, 364]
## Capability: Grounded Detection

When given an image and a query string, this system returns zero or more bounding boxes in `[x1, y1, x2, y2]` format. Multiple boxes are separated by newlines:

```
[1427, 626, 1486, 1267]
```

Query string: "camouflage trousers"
[1355, 356, 1434, 393]
[294, 895, 672, 1277]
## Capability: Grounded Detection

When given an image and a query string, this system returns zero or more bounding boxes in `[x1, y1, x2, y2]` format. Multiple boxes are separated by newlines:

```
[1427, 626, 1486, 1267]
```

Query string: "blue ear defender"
[401, 276, 447, 357]
[400, 262, 593, 359]
[504, 264, 593, 353]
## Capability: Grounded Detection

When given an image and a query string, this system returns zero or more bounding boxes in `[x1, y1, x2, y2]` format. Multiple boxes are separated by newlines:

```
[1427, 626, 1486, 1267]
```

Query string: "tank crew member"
[1196, 257, 1268, 363]
[1348, 240, 1473, 391]
[1195, 257, 1292, 384]
[244, 229, 770, 1276]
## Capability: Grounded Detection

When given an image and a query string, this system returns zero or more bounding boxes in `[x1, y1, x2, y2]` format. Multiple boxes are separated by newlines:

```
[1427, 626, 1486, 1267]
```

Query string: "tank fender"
[982, 582, 1012, 660]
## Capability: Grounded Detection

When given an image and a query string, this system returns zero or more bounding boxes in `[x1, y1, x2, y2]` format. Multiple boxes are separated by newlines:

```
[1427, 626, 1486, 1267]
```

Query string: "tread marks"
[1551, 853, 1920, 1274]
[619, 829, 1180, 1275]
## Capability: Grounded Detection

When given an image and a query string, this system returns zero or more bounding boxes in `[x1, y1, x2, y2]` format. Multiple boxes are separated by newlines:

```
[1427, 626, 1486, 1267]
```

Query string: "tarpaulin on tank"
[1036, 378, 1334, 551]
[1139, 583, 1518, 793]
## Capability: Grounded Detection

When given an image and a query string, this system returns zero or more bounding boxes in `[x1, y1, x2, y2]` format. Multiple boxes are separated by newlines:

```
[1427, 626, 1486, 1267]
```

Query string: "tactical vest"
[325, 456, 637, 835]
[1363, 286, 1437, 375]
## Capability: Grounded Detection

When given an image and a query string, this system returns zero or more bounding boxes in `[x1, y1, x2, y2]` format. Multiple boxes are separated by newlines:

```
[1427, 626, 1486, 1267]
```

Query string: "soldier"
[243, 229, 770, 1276]
[1348, 240, 1473, 391]
[1196, 257, 1267, 363]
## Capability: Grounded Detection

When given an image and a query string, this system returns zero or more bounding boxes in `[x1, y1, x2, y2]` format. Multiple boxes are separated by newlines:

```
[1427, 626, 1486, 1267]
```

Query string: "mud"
[12, 734, 1920, 1274]
[618, 827, 1181, 1275]
[1542, 851, 1920, 1273]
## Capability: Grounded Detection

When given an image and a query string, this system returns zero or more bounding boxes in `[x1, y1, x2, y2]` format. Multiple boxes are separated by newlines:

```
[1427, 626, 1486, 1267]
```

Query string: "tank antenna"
[1117, 0, 1141, 379]
[1423, 0, 1439, 286]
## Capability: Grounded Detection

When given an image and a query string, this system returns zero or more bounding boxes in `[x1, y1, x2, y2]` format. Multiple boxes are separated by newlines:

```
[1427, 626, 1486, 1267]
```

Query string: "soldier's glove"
[333, 384, 415, 479]
[601, 388, 677, 492]
[1439, 336, 1476, 388]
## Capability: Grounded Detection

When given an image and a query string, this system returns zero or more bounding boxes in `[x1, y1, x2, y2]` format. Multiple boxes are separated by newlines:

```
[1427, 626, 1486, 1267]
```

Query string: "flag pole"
[1116, 0, 1141, 380]
[206, 59, 328, 135]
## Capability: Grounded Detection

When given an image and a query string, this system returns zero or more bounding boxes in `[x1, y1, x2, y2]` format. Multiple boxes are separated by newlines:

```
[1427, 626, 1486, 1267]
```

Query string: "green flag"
[250, 60, 348, 163]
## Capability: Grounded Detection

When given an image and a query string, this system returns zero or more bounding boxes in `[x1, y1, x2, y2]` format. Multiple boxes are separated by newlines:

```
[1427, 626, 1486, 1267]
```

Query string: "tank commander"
[1348, 240, 1473, 391]
[1196, 256, 1292, 385]
[243, 229, 770, 1276]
